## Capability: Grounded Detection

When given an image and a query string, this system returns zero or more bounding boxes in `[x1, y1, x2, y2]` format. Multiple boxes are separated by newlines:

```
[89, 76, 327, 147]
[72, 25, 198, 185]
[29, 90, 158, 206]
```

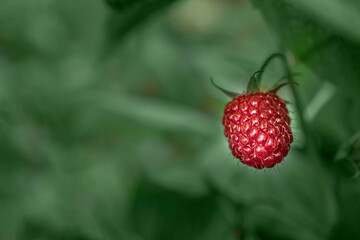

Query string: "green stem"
[278, 53, 308, 150]
[256, 53, 287, 86]
[280, 50, 336, 222]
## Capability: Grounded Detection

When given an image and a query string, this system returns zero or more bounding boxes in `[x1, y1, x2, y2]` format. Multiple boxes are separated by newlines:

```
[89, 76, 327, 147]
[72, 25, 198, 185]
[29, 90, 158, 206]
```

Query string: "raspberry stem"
[279, 51, 335, 219]
[256, 53, 287, 85]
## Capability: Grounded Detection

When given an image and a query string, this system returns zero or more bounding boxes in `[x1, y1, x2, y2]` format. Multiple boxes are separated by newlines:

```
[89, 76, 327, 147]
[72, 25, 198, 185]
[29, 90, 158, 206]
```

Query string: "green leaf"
[88, 91, 217, 136]
[250, 0, 360, 97]
[199, 141, 337, 240]
[127, 181, 220, 240]
[328, 177, 360, 240]
[103, 0, 179, 58]
[335, 131, 360, 178]
[291, 0, 360, 44]
[105, 0, 143, 11]
[303, 81, 335, 122]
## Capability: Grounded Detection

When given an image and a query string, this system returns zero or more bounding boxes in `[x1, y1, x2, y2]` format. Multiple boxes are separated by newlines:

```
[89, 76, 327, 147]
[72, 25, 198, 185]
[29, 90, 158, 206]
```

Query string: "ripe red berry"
[223, 92, 293, 169]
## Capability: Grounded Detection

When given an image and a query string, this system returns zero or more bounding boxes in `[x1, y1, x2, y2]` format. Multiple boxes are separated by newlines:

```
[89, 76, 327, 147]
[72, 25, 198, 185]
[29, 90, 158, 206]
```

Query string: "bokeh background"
[0, 0, 360, 239]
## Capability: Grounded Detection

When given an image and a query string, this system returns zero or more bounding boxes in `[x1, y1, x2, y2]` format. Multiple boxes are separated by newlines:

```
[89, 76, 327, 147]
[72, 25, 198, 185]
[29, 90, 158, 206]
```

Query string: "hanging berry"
[212, 54, 296, 169]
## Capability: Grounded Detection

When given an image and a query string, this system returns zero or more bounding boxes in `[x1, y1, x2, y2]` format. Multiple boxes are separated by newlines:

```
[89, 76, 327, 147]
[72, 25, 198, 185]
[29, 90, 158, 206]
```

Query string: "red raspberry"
[223, 92, 293, 169]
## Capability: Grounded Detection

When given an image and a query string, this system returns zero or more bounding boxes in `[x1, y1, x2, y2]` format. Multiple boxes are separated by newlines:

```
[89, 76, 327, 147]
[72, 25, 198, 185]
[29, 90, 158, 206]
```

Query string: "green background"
[0, 0, 360, 239]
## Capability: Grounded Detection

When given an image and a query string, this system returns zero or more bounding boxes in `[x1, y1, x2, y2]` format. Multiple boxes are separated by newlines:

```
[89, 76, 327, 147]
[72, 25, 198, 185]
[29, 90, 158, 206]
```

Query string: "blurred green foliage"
[0, 0, 360, 239]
